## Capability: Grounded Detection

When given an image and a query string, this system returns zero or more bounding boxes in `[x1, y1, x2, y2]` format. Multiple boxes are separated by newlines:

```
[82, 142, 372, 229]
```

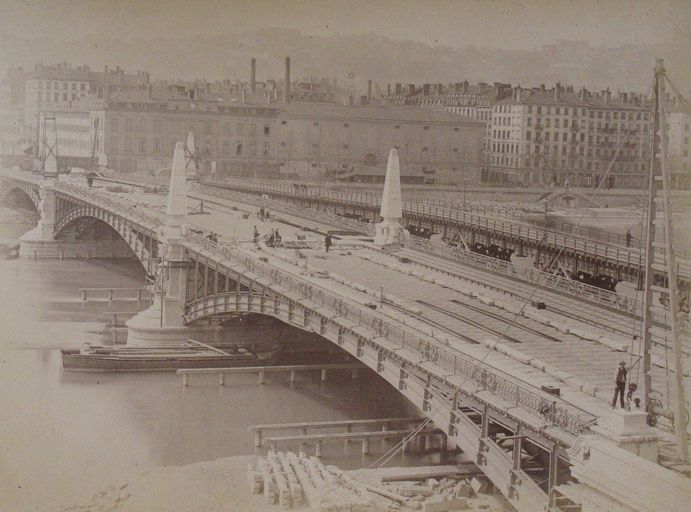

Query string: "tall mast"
[641, 58, 688, 462]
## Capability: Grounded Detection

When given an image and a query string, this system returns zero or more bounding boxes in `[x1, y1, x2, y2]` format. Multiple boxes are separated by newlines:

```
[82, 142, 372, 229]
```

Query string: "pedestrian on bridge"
[625, 229, 632, 247]
[611, 361, 628, 409]
[324, 233, 332, 253]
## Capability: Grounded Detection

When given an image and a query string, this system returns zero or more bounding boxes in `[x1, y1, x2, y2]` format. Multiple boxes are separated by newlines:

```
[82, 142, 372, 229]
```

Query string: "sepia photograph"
[0, 1, 689, 510]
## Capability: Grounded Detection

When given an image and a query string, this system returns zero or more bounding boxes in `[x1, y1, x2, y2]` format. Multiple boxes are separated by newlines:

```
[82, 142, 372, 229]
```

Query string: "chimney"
[408, 84, 415, 95]
[423, 83, 430, 96]
[250, 58, 256, 94]
[242, 88, 246, 104]
[387, 84, 391, 95]
[554, 84, 559, 102]
[146, 84, 152, 99]
[367, 79, 372, 101]
[395, 83, 402, 94]
[462, 80, 469, 93]
[206, 82, 211, 95]
[284, 56, 291, 103]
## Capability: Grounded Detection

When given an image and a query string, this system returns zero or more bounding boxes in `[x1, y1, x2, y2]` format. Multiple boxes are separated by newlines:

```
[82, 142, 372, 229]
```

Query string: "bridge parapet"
[55, 181, 162, 231]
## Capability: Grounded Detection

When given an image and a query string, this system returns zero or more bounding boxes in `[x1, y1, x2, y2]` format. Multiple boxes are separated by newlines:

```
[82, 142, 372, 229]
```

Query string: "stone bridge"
[1, 147, 689, 512]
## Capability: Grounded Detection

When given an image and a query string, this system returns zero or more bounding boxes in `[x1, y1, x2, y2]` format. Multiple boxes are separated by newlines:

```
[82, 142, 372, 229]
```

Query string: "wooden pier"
[80, 287, 152, 303]
[177, 362, 364, 387]
[247, 417, 423, 448]
[261, 428, 443, 456]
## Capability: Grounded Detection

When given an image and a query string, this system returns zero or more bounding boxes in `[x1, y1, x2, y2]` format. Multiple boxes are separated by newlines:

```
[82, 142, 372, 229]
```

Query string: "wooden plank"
[186, 338, 230, 356]
[177, 363, 364, 375]
[262, 427, 442, 445]
[247, 416, 423, 432]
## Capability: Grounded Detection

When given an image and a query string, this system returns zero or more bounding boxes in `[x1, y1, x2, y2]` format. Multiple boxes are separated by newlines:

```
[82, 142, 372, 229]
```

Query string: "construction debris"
[248, 452, 504, 511]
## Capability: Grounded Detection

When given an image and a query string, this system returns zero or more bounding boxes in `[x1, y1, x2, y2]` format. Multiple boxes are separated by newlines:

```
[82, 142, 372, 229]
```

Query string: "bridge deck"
[115, 184, 688, 424]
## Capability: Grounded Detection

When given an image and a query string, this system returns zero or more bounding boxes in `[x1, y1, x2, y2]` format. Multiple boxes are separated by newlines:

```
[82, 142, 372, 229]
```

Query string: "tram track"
[417, 299, 562, 345]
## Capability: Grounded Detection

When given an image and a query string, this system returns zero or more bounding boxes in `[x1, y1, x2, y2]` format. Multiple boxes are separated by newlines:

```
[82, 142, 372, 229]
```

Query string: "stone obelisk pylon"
[374, 149, 405, 246]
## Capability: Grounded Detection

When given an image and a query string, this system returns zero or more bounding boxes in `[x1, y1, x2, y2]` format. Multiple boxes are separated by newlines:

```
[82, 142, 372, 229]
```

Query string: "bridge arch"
[0, 183, 41, 212]
[53, 206, 158, 274]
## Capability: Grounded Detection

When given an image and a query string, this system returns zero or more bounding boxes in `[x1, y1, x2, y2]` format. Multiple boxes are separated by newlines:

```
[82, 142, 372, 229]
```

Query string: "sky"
[0, 0, 688, 51]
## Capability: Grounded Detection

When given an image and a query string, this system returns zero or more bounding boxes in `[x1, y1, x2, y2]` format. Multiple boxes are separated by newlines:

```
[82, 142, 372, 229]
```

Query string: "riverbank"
[60, 455, 268, 512]
[60, 454, 510, 512]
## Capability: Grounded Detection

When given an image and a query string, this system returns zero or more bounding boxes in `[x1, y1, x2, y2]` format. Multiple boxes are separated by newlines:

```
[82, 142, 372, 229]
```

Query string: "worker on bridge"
[611, 361, 628, 409]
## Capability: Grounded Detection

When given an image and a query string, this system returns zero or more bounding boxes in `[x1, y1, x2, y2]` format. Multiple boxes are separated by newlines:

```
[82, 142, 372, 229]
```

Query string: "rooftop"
[277, 102, 483, 125]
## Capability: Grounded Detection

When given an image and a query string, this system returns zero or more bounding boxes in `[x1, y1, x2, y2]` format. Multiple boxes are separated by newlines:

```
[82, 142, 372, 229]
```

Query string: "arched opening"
[53, 216, 149, 275]
[186, 312, 350, 365]
[0, 188, 40, 239]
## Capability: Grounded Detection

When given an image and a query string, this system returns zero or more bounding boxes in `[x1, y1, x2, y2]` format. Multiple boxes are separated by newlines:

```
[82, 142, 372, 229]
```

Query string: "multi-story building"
[38, 100, 96, 170]
[667, 108, 691, 190]
[19, 62, 150, 154]
[90, 83, 485, 185]
[487, 85, 651, 188]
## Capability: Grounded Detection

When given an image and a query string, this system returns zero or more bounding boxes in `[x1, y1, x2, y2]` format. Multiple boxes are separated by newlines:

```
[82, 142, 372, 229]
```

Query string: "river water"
[0, 211, 421, 512]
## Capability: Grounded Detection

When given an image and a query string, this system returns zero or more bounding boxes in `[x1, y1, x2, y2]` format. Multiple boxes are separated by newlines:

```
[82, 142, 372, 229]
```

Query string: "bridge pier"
[19, 178, 58, 258]
[127, 142, 194, 347]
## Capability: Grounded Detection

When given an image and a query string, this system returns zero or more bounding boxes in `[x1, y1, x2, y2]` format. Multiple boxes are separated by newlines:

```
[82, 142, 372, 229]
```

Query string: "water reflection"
[0, 222, 420, 511]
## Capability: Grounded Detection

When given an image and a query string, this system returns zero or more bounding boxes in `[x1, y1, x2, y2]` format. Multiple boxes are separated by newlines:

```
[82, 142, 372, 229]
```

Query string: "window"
[313, 121, 319, 127]
[125, 119, 133, 131]
[124, 137, 132, 152]
[281, 120, 287, 125]
[138, 138, 146, 153]
[222, 141, 229, 154]
[452, 147, 458, 152]
[424, 126, 429, 130]
[237, 123, 244, 135]
[343, 123, 349, 128]
[71, 93, 76, 101]
[250, 124, 257, 136]
[280, 142, 287, 147]
[80, 83, 86, 91]
[264, 126, 270, 135]
[138, 119, 146, 131]
[236, 143, 243, 155]
[343, 144, 349, 149]
[63, 82, 68, 90]
[263, 144, 269, 156]
[63, 93, 68, 101]
[454, 127, 459, 132]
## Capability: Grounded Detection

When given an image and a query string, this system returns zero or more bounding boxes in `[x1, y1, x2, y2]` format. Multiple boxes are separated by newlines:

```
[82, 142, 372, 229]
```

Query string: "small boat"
[61, 341, 281, 372]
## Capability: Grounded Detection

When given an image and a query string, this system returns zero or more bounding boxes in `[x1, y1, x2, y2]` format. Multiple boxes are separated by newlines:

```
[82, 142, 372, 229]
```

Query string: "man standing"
[625, 229, 632, 247]
[324, 233, 332, 253]
[612, 361, 628, 409]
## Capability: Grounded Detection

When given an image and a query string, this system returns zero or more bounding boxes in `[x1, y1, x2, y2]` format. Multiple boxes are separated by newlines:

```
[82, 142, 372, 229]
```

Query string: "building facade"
[38, 105, 95, 170]
[90, 86, 485, 185]
[667, 109, 691, 190]
[487, 86, 651, 188]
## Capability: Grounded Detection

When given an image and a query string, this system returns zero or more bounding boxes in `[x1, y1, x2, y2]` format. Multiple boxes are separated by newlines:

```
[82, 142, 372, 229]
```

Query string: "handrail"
[183, 233, 597, 437]
[202, 176, 691, 263]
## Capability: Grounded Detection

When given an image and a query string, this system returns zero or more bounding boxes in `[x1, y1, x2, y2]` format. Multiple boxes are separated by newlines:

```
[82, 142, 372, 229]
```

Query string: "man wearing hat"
[612, 361, 628, 409]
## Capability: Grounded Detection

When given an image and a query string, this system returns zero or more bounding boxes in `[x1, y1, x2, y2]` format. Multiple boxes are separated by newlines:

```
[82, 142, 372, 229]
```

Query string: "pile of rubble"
[248, 451, 503, 511]
[386, 476, 492, 511]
